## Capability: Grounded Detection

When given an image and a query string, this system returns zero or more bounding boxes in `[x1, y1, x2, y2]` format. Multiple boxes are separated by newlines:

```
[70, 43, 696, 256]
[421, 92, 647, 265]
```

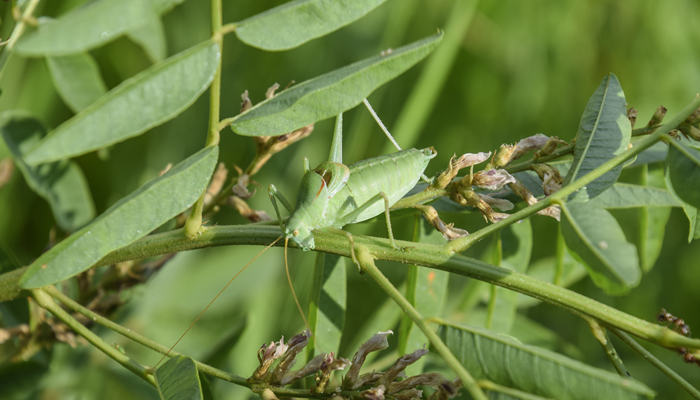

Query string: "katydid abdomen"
[286, 147, 436, 250]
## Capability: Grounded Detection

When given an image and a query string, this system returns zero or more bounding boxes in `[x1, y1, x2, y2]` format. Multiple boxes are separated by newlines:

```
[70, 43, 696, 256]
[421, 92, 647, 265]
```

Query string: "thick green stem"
[184, 0, 224, 238]
[354, 246, 487, 400]
[3, 223, 700, 351]
[612, 329, 700, 400]
[31, 288, 155, 385]
[446, 94, 700, 253]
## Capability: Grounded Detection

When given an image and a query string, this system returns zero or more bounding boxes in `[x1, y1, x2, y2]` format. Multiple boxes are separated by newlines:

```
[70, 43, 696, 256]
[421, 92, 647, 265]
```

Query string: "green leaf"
[666, 138, 700, 209]
[307, 253, 346, 356]
[560, 203, 640, 294]
[664, 165, 698, 243]
[15, 0, 157, 56]
[151, 0, 186, 14]
[637, 166, 671, 271]
[46, 53, 107, 113]
[0, 112, 94, 232]
[127, 15, 167, 62]
[19, 146, 218, 288]
[229, 32, 443, 136]
[398, 217, 448, 374]
[25, 41, 220, 165]
[235, 0, 387, 51]
[565, 73, 631, 200]
[155, 356, 203, 400]
[438, 322, 655, 400]
[586, 183, 681, 209]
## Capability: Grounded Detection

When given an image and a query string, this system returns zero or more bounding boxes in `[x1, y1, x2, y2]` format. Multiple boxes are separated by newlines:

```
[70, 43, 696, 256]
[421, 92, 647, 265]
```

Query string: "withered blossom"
[478, 193, 514, 211]
[472, 169, 516, 191]
[344, 331, 392, 389]
[434, 152, 491, 188]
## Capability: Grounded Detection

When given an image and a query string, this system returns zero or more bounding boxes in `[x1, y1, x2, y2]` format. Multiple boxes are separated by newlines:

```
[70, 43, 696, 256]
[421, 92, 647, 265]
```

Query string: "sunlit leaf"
[438, 322, 655, 400]
[229, 32, 442, 136]
[15, 0, 157, 56]
[1, 112, 94, 232]
[155, 356, 203, 400]
[666, 138, 700, 209]
[46, 53, 107, 112]
[235, 0, 387, 51]
[565, 73, 631, 200]
[586, 183, 681, 209]
[307, 253, 346, 356]
[561, 203, 640, 294]
[25, 41, 219, 165]
[20, 146, 218, 288]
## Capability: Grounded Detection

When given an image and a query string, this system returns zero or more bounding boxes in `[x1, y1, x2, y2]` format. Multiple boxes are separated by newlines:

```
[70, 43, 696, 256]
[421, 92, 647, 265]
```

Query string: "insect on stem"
[154, 235, 283, 368]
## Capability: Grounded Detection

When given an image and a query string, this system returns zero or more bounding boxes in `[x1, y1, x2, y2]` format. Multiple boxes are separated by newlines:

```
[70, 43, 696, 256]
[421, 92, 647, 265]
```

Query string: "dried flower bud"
[647, 105, 667, 127]
[435, 152, 492, 188]
[681, 124, 700, 141]
[388, 372, 445, 394]
[344, 331, 392, 389]
[393, 389, 423, 399]
[362, 385, 385, 400]
[382, 348, 429, 384]
[266, 82, 281, 99]
[229, 196, 271, 222]
[511, 133, 550, 159]
[261, 388, 279, 400]
[0, 158, 14, 188]
[241, 90, 252, 113]
[472, 169, 516, 191]
[627, 107, 638, 128]
[493, 144, 516, 168]
[417, 205, 468, 239]
[509, 181, 560, 221]
[271, 331, 310, 383]
[253, 337, 288, 380]
[478, 193, 514, 211]
[685, 106, 700, 125]
[542, 172, 562, 195]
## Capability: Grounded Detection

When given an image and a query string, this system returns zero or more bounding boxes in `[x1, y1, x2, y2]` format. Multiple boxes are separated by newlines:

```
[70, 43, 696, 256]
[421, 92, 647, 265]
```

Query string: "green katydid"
[160, 102, 436, 361]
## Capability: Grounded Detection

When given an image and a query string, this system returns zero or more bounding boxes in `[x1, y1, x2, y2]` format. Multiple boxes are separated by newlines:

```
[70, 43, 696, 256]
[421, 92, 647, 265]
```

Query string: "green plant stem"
[3, 223, 700, 351]
[584, 316, 629, 376]
[0, 0, 41, 81]
[446, 94, 700, 254]
[354, 246, 487, 400]
[612, 328, 700, 400]
[31, 288, 155, 386]
[184, 0, 224, 238]
[506, 143, 575, 173]
[42, 286, 247, 385]
[384, 0, 478, 152]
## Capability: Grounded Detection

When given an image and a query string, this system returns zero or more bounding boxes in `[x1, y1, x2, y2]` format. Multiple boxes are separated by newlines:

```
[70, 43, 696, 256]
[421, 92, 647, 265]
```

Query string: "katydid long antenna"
[362, 98, 431, 183]
[155, 235, 283, 368]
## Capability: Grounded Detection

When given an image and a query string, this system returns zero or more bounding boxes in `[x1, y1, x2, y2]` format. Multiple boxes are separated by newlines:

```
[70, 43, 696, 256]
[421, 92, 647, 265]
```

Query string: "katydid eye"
[293, 230, 299, 236]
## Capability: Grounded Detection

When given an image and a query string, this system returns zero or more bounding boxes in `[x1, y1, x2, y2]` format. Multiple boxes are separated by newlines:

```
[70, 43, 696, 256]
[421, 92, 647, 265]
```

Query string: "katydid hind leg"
[338, 191, 398, 249]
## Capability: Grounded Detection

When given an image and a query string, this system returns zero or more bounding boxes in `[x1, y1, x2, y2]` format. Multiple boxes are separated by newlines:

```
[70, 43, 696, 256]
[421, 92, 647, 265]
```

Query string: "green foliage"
[1, 1, 700, 399]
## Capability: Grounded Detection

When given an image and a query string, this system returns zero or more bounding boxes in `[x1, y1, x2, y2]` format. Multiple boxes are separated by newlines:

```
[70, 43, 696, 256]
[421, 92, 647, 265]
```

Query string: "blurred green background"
[1, 0, 699, 398]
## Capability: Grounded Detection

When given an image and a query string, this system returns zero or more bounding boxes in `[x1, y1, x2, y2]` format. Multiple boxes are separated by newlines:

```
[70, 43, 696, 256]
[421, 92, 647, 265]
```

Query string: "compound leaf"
[666, 138, 700, 209]
[586, 183, 681, 209]
[155, 356, 203, 400]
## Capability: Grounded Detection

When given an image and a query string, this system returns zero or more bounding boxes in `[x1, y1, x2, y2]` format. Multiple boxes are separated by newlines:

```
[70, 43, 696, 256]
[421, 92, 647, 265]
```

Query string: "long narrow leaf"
[46, 53, 107, 112]
[15, 0, 156, 56]
[560, 203, 640, 294]
[127, 15, 167, 62]
[565, 74, 631, 200]
[1, 112, 94, 232]
[228, 32, 443, 136]
[155, 356, 203, 400]
[438, 322, 655, 400]
[25, 41, 219, 165]
[20, 146, 218, 288]
[235, 0, 387, 51]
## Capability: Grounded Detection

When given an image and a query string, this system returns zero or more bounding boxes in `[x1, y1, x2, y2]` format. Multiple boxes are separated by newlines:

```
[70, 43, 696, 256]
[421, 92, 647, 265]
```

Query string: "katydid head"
[285, 169, 331, 251]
